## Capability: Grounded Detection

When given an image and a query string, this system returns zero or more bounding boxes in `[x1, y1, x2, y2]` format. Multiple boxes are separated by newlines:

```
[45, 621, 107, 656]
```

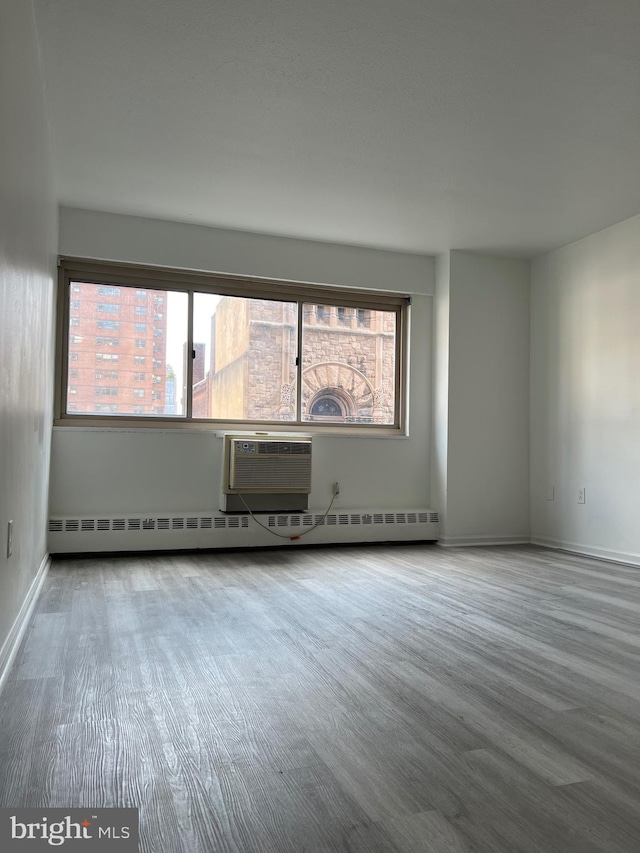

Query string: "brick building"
[191, 298, 396, 423]
[67, 283, 168, 415]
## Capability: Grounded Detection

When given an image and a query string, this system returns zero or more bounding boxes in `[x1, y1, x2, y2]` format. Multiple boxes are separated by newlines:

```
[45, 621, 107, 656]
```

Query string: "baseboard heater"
[48, 509, 440, 553]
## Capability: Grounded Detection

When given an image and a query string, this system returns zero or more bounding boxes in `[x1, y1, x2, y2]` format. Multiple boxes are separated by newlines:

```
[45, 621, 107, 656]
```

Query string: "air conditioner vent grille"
[256, 441, 311, 455]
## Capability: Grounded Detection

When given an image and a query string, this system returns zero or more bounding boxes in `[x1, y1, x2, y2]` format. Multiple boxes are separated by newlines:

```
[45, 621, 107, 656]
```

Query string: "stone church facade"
[192, 298, 396, 424]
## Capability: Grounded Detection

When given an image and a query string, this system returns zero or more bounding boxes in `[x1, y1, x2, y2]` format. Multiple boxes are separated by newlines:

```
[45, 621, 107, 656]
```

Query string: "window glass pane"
[301, 303, 396, 424]
[192, 294, 297, 420]
[66, 282, 187, 417]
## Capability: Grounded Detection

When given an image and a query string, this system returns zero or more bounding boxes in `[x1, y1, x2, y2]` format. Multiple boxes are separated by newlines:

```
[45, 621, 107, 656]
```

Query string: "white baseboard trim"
[530, 536, 640, 568]
[0, 553, 51, 697]
[438, 534, 530, 548]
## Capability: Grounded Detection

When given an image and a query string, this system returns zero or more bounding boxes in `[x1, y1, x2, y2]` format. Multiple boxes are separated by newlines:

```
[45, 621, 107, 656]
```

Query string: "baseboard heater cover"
[48, 509, 440, 553]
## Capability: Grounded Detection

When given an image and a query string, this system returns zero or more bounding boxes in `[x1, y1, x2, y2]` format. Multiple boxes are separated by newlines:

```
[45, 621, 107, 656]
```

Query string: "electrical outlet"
[7, 520, 13, 558]
[333, 482, 340, 496]
[578, 488, 586, 505]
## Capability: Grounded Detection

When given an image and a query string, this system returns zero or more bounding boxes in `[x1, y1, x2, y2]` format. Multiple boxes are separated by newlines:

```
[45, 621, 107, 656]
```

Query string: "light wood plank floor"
[1, 544, 639, 852]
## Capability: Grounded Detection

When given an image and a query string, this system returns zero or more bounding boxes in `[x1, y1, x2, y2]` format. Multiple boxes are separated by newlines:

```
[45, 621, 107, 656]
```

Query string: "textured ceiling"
[34, 0, 640, 256]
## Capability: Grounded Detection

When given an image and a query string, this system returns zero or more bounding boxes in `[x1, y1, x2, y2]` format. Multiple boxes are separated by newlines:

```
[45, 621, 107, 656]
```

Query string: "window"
[70, 300, 80, 310]
[70, 317, 80, 327]
[58, 261, 406, 429]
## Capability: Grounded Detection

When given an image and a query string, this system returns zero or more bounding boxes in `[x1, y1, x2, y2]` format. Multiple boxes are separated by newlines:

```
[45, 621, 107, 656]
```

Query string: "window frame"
[55, 257, 410, 434]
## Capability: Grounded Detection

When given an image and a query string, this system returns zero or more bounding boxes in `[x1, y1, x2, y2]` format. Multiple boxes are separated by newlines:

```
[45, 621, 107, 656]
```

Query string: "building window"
[58, 262, 406, 430]
[70, 317, 80, 327]
[132, 405, 145, 414]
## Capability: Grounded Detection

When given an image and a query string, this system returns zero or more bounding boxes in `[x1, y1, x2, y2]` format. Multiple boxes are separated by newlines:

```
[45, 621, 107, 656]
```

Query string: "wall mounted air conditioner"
[220, 433, 312, 512]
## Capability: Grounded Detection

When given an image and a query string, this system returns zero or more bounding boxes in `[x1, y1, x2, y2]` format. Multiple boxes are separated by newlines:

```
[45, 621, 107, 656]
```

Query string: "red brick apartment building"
[67, 283, 169, 415]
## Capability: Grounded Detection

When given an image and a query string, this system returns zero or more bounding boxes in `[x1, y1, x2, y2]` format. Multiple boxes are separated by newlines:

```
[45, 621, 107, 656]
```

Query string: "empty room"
[1, 1, 639, 851]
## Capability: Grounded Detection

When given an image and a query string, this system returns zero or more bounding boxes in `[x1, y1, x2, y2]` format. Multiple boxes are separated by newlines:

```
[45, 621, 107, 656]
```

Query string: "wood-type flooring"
[1, 543, 639, 852]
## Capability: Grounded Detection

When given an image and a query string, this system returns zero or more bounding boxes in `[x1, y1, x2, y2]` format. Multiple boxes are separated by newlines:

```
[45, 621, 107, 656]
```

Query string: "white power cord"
[237, 491, 338, 541]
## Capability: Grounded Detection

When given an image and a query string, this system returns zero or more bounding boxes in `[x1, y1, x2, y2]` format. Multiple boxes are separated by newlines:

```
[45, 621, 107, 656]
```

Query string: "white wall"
[435, 251, 530, 544]
[51, 210, 434, 517]
[531, 215, 640, 564]
[0, 1, 57, 672]
[430, 252, 450, 525]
